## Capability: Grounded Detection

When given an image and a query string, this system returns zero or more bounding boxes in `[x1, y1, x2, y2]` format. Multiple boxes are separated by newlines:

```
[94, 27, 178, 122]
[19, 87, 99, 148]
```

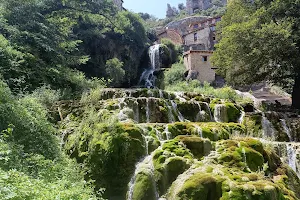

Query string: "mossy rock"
[176, 136, 212, 159]
[217, 139, 264, 171]
[174, 173, 223, 200]
[152, 139, 193, 195]
[130, 171, 157, 200]
[65, 123, 146, 198]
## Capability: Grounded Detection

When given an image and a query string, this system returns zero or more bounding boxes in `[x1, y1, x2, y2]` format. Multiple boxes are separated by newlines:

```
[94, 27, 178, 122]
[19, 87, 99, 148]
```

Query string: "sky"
[123, 0, 184, 19]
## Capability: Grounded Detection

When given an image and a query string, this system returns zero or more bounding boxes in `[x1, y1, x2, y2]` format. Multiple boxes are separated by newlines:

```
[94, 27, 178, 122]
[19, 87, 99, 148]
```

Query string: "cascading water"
[139, 44, 161, 88]
[194, 125, 203, 138]
[286, 144, 297, 173]
[261, 115, 275, 140]
[280, 119, 293, 142]
[127, 153, 159, 200]
[214, 104, 228, 123]
[238, 111, 245, 124]
[171, 100, 185, 122]
[146, 99, 150, 123]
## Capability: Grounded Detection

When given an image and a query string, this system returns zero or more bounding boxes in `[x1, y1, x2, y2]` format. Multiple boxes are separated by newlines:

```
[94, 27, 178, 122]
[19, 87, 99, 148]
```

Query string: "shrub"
[161, 38, 182, 64]
[164, 63, 186, 86]
[105, 58, 125, 87]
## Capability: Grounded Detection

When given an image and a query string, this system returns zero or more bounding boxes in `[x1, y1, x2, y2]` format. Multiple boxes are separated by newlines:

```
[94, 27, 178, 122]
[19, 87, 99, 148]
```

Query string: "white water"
[195, 102, 202, 122]
[127, 154, 159, 200]
[171, 100, 185, 122]
[194, 125, 203, 138]
[203, 102, 213, 121]
[214, 104, 227, 123]
[133, 99, 140, 123]
[238, 111, 245, 124]
[286, 144, 297, 173]
[164, 125, 172, 140]
[146, 99, 150, 123]
[280, 119, 293, 142]
[261, 115, 275, 140]
[149, 44, 161, 70]
[139, 44, 161, 88]
[159, 90, 164, 98]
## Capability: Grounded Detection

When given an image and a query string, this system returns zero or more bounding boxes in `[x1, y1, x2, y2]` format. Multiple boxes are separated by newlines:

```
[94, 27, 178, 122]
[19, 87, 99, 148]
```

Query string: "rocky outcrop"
[60, 88, 300, 199]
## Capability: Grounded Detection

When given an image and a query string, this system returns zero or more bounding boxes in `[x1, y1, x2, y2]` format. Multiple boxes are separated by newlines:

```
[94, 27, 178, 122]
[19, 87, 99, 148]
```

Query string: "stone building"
[156, 16, 222, 83]
[183, 50, 216, 83]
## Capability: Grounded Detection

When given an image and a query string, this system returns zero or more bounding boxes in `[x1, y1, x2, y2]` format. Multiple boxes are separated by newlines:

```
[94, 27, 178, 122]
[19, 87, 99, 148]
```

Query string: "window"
[202, 56, 208, 62]
[194, 33, 198, 42]
[213, 36, 216, 41]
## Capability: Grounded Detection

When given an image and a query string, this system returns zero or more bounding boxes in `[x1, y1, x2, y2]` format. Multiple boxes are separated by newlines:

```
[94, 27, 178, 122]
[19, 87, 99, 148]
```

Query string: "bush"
[161, 38, 182, 64]
[0, 80, 59, 159]
[164, 63, 186, 86]
[105, 58, 125, 87]
[166, 80, 247, 102]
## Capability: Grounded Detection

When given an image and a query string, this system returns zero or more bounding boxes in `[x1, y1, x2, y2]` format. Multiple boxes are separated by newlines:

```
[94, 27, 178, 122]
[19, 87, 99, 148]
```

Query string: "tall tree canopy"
[211, 0, 300, 108]
[0, 0, 149, 93]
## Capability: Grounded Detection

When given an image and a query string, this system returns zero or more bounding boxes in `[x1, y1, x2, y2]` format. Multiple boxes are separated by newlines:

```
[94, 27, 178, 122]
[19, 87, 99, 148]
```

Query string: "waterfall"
[127, 154, 159, 200]
[286, 144, 297, 173]
[146, 99, 150, 123]
[280, 119, 293, 142]
[194, 125, 203, 138]
[261, 115, 275, 140]
[214, 104, 228, 123]
[139, 44, 161, 88]
[133, 99, 140, 123]
[159, 90, 164, 98]
[238, 111, 245, 124]
[171, 100, 185, 122]
[195, 102, 202, 122]
[203, 102, 213, 121]
[164, 125, 172, 140]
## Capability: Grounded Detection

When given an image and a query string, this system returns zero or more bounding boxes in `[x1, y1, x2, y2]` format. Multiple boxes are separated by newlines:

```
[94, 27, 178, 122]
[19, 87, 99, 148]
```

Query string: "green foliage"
[164, 63, 186, 86]
[211, 0, 300, 106]
[0, 80, 99, 199]
[161, 38, 182, 64]
[0, 80, 59, 159]
[0, 0, 149, 94]
[106, 58, 125, 87]
[166, 80, 245, 102]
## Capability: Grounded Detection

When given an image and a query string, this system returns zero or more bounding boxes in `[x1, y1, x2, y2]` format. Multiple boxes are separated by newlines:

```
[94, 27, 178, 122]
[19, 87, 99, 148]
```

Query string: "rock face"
[186, 0, 212, 15]
[186, 0, 227, 15]
[60, 88, 300, 199]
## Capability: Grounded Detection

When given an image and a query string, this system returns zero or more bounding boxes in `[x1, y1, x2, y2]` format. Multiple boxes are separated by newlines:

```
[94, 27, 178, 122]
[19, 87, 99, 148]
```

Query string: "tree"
[105, 58, 125, 87]
[211, 0, 300, 108]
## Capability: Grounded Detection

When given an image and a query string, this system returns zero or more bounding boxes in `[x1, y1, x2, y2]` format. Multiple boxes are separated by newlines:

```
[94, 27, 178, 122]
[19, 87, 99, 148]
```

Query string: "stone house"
[183, 50, 216, 83]
[156, 16, 221, 83]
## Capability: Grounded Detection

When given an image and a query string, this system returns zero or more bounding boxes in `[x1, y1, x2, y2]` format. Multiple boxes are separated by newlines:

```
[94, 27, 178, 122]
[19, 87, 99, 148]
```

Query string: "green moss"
[131, 171, 157, 200]
[217, 139, 264, 171]
[176, 173, 223, 200]
[225, 103, 242, 122]
[176, 136, 212, 159]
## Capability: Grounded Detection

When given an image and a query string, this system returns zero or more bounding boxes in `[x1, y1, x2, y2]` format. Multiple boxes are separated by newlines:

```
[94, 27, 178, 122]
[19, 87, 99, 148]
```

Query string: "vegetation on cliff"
[211, 0, 300, 108]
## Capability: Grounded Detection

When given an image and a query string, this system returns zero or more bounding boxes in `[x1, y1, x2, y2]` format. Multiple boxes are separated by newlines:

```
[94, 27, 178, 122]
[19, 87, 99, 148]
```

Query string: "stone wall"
[157, 30, 184, 45]
[183, 50, 215, 83]
[183, 27, 214, 50]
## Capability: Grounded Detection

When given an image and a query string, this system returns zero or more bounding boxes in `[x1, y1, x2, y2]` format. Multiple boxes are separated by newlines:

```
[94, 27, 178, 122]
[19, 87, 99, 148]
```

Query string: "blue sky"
[123, 0, 184, 19]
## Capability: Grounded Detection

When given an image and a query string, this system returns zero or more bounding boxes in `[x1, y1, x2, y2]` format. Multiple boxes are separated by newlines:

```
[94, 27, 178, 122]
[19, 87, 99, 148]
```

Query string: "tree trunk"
[292, 74, 300, 109]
